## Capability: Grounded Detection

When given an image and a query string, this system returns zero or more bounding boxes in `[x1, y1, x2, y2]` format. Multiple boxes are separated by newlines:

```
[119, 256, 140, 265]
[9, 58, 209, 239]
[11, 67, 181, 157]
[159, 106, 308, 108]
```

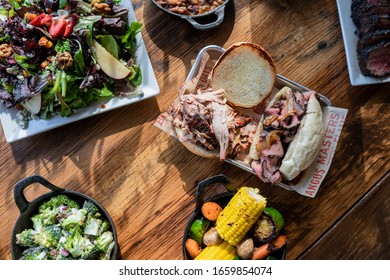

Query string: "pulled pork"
[251, 88, 316, 184]
[169, 88, 249, 160]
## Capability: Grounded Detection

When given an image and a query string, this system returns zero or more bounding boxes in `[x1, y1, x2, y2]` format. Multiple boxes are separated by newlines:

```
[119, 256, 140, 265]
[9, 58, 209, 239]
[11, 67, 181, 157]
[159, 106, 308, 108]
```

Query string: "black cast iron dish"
[151, 0, 230, 31]
[182, 174, 287, 260]
[11, 175, 120, 260]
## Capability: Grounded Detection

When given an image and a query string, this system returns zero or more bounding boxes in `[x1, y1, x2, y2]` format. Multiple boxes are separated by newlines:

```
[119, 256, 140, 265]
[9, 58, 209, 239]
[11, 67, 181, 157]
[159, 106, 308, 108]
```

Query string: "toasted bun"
[279, 94, 324, 181]
[210, 42, 276, 108]
[175, 127, 219, 159]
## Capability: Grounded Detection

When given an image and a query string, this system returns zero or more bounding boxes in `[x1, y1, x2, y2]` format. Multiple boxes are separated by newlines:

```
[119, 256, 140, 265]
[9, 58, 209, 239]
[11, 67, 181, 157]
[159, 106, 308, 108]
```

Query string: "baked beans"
[156, 0, 225, 16]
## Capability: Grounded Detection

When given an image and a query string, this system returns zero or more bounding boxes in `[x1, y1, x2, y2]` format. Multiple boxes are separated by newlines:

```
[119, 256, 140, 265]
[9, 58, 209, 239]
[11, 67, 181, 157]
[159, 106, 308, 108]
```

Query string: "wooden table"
[0, 0, 389, 260]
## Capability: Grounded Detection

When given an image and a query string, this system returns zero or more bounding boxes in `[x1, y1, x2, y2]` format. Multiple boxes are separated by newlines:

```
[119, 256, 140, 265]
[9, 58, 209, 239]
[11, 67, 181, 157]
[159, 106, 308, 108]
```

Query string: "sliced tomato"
[48, 17, 66, 38]
[29, 13, 46, 27]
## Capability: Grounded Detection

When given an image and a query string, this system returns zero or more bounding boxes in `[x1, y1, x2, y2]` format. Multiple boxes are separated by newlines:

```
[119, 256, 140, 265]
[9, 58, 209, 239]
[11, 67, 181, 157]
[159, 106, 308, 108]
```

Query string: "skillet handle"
[14, 175, 63, 213]
[185, 8, 225, 31]
[195, 174, 235, 213]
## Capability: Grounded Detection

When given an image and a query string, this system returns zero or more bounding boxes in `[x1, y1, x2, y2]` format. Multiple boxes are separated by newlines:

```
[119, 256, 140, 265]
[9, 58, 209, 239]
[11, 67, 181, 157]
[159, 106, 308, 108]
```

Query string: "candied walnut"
[24, 13, 38, 21]
[0, 44, 13, 59]
[91, 0, 112, 13]
[38, 37, 53, 49]
[55, 52, 73, 69]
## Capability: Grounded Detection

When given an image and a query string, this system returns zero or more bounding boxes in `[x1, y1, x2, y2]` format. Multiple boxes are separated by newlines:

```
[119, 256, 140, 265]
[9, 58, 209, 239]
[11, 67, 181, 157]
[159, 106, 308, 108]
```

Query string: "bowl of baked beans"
[152, 0, 229, 30]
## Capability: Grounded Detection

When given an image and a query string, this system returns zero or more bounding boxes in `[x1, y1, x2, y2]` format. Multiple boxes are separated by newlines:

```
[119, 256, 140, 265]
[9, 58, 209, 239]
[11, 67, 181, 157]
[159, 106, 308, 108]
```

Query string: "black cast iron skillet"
[11, 175, 120, 260]
[151, 0, 230, 31]
[182, 174, 287, 260]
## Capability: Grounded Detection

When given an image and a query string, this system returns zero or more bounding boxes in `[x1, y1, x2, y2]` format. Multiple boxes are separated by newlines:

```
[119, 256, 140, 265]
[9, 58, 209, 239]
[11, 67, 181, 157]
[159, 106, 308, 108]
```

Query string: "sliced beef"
[358, 29, 390, 49]
[358, 40, 390, 77]
[352, 2, 390, 26]
[351, 0, 390, 77]
[357, 15, 390, 34]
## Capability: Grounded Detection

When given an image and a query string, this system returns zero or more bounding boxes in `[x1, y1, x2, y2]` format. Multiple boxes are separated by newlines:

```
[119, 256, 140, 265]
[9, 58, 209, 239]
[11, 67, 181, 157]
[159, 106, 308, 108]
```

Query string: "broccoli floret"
[62, 231, 93, 258]
[61, 208, 87, 228]
[81, 245, 101, 260]
[83, 217, 102, 236]
[33, 225, 62, 248]
[15, 229, 37, 247]
[56, 253, 75, 260]
[38, 195, 80, 213]
[82, 200, 101, 218]
[99, 241, 115, 260]
[30, 211, 57, 232]
[96, 231, 114, 252]
[98, 219, 111, 235]
[20, 246, 49, 260]
[31, 214, 45, 232]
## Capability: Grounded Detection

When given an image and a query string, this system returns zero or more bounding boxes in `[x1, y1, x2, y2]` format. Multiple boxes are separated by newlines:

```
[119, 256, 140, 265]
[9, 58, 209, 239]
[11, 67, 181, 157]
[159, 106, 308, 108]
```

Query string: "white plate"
[336, 0, 390, 86]
[0, 1, 159, 143]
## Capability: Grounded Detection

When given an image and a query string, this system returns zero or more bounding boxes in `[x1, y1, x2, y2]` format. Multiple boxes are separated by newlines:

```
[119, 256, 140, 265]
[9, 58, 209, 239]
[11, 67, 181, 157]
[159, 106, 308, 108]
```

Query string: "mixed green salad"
[0, 0, 142, 128]
[15, 194, 116, 260]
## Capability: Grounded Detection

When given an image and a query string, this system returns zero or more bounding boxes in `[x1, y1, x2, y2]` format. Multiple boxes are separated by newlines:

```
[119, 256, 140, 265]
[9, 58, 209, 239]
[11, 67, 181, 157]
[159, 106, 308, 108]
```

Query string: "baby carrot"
[185, 238, 202, 259]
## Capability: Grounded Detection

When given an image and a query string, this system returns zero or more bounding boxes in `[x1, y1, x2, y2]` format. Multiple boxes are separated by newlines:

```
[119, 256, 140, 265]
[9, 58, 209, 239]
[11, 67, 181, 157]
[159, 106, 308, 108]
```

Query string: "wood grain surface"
[0, 0, 389, 260]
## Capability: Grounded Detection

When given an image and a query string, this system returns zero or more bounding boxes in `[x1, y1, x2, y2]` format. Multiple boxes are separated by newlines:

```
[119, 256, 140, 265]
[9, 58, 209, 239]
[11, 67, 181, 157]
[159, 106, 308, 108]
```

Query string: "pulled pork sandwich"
[249, 87, 324, 184]
[168, 88, 250, 160]
[168, 42, 276, 161]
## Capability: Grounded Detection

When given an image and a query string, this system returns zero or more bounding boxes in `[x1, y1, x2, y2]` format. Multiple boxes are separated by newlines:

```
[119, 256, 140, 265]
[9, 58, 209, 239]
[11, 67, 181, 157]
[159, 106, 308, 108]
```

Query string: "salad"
[0, 0, 142, 128]
[15, 194, 116, 260]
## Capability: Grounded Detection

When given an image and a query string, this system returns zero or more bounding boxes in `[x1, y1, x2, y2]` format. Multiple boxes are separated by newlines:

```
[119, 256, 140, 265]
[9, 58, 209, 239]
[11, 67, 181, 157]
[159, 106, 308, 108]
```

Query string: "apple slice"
[92, 39, 131, 80]
[21, 94, 42, 114]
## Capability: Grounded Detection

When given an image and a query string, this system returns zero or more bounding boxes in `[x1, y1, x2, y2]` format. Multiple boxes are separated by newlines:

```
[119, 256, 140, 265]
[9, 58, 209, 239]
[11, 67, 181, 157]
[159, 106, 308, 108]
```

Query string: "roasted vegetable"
[189, 217, 210, 245]
[264, 207, 285, 232]
[201, 202, 222, 222]
[252, 207, 285, 243]
[236, 237, 254, 260]
[252, 235, 288, 260]
[252, 213, 277, 242]
[202, 227, 223, 246]
[216, 187, 267, 246]
[185, 238, 202, 259]
[195, 241, 236, 260]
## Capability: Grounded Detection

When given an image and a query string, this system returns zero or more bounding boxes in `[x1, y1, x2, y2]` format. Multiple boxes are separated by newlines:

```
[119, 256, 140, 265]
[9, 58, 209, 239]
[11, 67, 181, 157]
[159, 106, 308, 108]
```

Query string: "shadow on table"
[142, 0, 236, 84]
[7, 96, 160, 194]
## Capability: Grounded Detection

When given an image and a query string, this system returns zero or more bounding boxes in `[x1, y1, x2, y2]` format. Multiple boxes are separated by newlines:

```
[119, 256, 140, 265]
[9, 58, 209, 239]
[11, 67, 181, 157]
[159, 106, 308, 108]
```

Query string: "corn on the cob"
[216, 187, 266, 246]
[195, 241, 236, 260]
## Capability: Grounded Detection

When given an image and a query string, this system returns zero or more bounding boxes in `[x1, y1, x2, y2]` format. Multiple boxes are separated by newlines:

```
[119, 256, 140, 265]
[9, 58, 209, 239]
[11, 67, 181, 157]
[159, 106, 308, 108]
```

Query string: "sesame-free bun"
[279, 94, 324, 181]
[210, 42, 276, 108]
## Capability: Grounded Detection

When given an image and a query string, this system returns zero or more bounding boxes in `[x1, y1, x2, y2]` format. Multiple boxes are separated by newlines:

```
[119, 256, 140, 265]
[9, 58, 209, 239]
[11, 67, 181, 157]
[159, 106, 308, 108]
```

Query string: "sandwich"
[169, 42, 276, 160]
[249, 86, 324, 184]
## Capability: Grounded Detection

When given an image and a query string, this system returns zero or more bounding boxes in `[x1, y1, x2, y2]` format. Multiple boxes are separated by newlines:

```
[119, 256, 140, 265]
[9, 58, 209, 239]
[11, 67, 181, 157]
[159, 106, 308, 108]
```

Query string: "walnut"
[91, 0, 112, 13]
[55, 52, 73, 69]
[24, 13, 38, 22]
[38, 37, 53, 49]
[0, 44, 13, 59]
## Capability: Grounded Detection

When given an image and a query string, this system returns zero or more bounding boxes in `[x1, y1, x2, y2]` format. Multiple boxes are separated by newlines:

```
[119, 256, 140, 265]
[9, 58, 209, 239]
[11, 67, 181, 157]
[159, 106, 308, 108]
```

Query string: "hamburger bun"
[210, 42, 276, 108]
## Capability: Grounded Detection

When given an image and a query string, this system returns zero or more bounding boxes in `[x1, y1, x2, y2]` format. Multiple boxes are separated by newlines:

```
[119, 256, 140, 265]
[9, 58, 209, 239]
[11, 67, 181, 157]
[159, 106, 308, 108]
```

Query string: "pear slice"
[92, 39, 131, 80]
[21, 94, 42, 114]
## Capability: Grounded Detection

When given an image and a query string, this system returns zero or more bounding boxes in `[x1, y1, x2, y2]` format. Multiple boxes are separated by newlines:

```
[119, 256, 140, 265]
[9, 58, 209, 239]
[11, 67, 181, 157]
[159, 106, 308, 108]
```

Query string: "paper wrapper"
[154, 46, 348, 198]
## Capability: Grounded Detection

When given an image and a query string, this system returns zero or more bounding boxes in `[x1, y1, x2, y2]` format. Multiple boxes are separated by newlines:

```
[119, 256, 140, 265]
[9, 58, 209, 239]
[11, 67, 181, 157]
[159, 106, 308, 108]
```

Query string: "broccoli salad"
[15, 194, 116, 260]
[0, 0, 143, 128]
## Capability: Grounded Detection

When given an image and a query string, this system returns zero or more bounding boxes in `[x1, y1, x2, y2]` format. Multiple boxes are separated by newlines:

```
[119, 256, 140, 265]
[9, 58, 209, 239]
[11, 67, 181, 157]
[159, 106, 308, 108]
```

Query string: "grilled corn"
[216, 187, 266, 246]
[194, 241, 236, 260]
